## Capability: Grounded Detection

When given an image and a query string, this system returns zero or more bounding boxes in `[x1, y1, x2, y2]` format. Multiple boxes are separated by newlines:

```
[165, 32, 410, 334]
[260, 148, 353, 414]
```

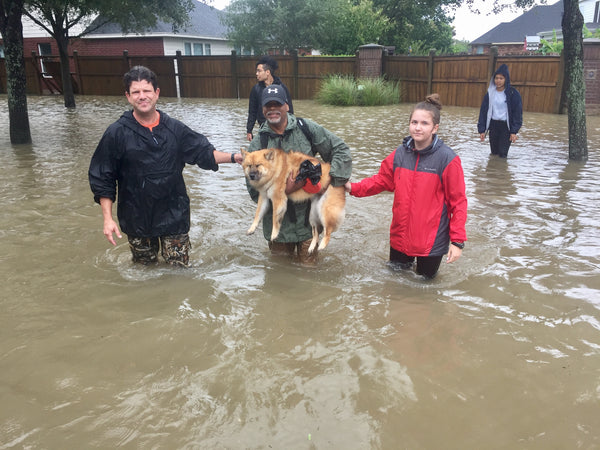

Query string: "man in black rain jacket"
[89, 66, 242, 266]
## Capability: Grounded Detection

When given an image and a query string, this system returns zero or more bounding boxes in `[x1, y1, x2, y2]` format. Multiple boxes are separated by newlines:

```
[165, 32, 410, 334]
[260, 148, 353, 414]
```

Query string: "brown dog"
[241, 148, 345, 254]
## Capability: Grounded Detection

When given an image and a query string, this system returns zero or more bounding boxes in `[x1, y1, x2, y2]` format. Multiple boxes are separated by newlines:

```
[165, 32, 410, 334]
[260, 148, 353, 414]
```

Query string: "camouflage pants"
[269, 238, 318, 265]
[127, 234, 191, 267]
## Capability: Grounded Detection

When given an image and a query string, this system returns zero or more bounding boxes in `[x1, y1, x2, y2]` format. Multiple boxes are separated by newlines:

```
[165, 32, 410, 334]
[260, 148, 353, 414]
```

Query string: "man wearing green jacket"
[247, 85, 352, 264]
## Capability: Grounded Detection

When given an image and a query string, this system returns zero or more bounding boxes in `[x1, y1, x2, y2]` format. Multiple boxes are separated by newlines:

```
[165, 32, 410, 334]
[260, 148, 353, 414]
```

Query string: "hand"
[233, 153, 243, 164]
[103, 218, 122, 246]
[509, 133, 518, 143]
[285, 172, 306, 195]
[344, 181, 352, 193]
[479, 133, 486, 142]
[246, 133, 253, 142]
[446, 244, 462, 263]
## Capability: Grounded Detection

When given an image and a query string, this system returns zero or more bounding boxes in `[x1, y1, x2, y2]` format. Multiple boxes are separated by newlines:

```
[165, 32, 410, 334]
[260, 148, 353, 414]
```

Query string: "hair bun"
[426, 93, 442, 110]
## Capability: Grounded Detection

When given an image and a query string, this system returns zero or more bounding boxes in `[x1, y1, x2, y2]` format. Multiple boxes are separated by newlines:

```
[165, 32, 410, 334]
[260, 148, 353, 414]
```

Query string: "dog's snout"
[249, 170, 260, 181]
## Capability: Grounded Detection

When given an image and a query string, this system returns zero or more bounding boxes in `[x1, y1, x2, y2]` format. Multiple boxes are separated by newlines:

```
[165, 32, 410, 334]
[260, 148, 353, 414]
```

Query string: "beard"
[265, 111, 283, 125]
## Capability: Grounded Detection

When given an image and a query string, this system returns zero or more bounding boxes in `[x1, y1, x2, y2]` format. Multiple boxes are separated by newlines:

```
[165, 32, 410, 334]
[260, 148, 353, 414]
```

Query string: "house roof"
[471, 0, 563, 44]
[85, 0, 227, 39]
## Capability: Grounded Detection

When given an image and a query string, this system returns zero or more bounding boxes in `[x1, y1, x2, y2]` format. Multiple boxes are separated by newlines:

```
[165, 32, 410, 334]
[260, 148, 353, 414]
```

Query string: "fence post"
[291, 49, 299, 99]
[122, 50, 130, 74]
[73, 50, 83, 95]
[428, 50, 435, 94]
[554, 49, 566, 114]
[487, 46, 498, 80]
[358, 44, 383, 79]
[30, 51, 41, 94]
[175, 50, 183, 97]
[230, 50, 238, 99]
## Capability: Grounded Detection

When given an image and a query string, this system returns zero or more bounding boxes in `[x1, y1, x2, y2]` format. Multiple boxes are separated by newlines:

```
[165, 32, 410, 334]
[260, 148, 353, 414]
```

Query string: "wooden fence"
[0, 48, 581, 115]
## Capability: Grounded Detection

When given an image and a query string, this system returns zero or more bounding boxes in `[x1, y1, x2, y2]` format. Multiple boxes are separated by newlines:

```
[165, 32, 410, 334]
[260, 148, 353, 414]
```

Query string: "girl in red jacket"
[345, 94, 467, 279]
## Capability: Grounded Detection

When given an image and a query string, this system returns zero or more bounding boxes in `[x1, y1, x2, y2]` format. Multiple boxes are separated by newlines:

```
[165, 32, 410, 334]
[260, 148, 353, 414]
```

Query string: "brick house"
[75, 1, 236, 57]
[1, 1, 239, 60]
[469, 0, 599, 55]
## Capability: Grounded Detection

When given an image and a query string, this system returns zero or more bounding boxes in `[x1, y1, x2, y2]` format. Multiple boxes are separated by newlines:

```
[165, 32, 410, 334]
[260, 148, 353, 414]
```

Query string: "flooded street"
[1, 94, 600, 448]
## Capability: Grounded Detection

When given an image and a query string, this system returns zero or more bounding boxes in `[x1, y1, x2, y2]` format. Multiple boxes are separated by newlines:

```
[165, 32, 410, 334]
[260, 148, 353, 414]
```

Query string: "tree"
[312, 0, 392, 55]
[562, 0, 587, 160]
[224, 0, 321, 54]
[224, 0, 391, 55]
[372, 0, 459, 54]
[23, 0, 194, 108]
[459, 0, 588, 160]
[0, 0, 32, 144]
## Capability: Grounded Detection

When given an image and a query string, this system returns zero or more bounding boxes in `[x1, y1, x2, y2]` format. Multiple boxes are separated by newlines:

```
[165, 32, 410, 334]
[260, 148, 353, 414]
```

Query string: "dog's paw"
[247, 227, 256, 235]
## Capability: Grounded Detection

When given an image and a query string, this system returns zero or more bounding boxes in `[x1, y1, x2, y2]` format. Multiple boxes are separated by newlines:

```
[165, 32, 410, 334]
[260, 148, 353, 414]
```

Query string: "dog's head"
[241, 148, 277, 187]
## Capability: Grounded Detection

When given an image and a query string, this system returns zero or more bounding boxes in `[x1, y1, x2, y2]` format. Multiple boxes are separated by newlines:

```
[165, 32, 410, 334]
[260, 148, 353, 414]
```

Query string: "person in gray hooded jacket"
[477, 64, 523, 158]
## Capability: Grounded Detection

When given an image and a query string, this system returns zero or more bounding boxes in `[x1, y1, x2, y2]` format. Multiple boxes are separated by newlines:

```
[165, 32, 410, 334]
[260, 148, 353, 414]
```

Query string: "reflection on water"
[1, 95, 600, 448]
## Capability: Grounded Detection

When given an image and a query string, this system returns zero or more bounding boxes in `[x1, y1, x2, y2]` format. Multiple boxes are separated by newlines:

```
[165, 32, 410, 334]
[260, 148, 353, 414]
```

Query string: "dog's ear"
[265, 148, 275, 161]
[240, 148, 247, 160]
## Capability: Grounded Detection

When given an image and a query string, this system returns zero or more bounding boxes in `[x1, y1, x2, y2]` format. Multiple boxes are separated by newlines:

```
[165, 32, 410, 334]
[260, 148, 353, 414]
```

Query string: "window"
[38, 43, 52, 76]
[0, 45, 5, 58]
[184, 42, 210, 55]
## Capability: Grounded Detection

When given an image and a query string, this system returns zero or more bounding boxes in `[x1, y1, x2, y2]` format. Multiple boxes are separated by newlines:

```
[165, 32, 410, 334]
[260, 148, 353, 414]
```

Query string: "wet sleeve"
[509, 89, 523, 134]
[284, 84, 294, 114]
[308, 121, 352, 187]
[88, 129, 119, 204]
[181, 125, 218, 171]
[350, 152, 395, 197]
[443, 156, 468, 242]
[478, 93, 489, 134]
[247, 85, 259, 134]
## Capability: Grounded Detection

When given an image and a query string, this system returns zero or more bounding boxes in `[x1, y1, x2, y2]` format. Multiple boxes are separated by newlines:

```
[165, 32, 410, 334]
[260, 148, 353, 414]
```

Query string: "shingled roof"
[471, 0, 564, 44]
[85, 1, 227, 39]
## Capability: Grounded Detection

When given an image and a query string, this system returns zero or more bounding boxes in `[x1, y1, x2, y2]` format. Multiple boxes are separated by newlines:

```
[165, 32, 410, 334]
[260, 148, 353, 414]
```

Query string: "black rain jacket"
[88, 110, 218, 237]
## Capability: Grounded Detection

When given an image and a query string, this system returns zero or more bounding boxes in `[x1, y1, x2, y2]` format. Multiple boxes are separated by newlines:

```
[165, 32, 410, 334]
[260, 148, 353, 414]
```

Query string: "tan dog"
[241, 148, 345, 254]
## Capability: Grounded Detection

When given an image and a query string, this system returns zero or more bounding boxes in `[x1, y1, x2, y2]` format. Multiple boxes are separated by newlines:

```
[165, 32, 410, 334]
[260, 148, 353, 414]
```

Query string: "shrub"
[316, 75, 400, 106]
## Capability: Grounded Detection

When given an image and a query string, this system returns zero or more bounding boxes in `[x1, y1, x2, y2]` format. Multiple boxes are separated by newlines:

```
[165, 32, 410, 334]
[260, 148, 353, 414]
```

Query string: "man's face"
[256, 64, 270, 82]
[125, 80, 159, 115]
[263, 101, 289, 127]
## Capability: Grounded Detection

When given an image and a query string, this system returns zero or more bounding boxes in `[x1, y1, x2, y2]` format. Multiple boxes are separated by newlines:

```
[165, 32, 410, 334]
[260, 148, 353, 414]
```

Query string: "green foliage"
[313, 0, 392, 55]
[583, 24, 600, 38]
[224, 0, 391, 55]
[538, 29, 563, 55]
[316, 75, 400, 106]
[373, 0, 457, 54]
[407, 40, 431, 56]
[450, 39, 470, 54]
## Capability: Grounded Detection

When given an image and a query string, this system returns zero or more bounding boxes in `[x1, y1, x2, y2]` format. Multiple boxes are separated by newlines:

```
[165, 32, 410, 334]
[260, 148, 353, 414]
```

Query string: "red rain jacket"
[351, 136, 467, 256]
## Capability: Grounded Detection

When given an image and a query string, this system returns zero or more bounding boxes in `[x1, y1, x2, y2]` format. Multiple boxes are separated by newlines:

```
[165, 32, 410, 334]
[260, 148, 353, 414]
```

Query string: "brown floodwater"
[1, 95, 599, 448]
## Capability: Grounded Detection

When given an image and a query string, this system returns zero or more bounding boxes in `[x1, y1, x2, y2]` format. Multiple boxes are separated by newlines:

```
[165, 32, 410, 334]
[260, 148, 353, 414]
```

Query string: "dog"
[241, 148, 345, 254]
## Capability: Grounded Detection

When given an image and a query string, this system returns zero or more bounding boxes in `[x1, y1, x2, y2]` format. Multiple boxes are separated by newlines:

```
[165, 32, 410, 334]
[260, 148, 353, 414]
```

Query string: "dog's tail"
[318, 186, 346, 251]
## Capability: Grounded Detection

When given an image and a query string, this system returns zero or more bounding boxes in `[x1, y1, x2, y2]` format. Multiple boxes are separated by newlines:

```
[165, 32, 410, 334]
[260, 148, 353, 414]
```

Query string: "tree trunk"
[0, 0, 32, 144]
[55, 33, 76, 108]
[562, 0, 588, 161]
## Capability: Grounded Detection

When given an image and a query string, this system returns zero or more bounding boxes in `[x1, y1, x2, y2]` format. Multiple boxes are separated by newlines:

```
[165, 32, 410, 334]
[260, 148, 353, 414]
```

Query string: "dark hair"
[411, 93, 442, 125]
[256, 56, 278, 74]
[123, 66, 158, 93]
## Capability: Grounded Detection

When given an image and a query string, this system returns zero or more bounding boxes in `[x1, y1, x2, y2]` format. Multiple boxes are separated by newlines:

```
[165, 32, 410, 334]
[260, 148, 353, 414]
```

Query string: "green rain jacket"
[247, 113, 352, 243]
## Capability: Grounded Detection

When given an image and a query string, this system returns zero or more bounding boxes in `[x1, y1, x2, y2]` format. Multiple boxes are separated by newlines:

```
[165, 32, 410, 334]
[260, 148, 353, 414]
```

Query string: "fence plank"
[18, 51, 595, 114]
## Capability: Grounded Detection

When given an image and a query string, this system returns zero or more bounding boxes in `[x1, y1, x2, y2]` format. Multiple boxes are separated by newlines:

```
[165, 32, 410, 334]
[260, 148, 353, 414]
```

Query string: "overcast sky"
[207, 0, 550, 43]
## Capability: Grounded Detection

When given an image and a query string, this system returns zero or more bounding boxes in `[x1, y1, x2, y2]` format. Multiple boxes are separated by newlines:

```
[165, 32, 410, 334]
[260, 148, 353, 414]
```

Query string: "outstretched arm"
[213, 150, 243, 164]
